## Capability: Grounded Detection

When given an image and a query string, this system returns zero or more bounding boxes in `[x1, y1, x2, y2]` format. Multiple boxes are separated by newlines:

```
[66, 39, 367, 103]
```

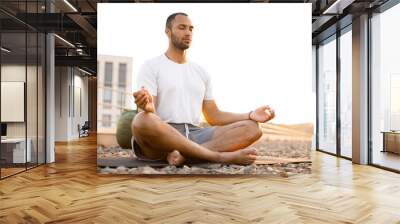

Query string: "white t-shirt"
[136, 54, 214, 125]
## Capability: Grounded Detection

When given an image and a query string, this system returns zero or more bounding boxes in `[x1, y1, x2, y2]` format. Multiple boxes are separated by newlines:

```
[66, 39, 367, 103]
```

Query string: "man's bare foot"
[219, 147, 258, 165]
[167, 150, 186, 166]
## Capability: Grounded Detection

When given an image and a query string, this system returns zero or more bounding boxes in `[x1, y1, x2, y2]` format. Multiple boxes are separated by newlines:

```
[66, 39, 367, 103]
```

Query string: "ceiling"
[0, 0, 98, 74]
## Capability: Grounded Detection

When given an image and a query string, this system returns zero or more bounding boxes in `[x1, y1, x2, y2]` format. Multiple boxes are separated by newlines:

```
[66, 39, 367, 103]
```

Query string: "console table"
[381, 131, 400, 154]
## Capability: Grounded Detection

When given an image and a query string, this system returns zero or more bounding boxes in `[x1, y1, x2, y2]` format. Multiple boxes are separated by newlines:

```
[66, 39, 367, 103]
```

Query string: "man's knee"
[131, 112, 160, 135]
[241, 120, 262, 143]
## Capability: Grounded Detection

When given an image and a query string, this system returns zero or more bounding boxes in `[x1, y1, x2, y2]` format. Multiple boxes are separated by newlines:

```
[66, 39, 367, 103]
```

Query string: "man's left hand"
[250, 105, 275, 123]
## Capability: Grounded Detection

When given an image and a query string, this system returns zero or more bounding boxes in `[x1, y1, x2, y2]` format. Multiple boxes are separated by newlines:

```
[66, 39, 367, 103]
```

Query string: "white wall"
[72, 72, 89, 138]
[55, 67, 89, 141]
[1, 65, 34, 138]
[55, 66, 68, 141]
[1, 65, 26, 141]
[1, 65, 37, 137]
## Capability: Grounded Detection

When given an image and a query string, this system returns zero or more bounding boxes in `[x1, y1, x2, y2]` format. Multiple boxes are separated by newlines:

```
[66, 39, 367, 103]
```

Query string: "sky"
[98, 3, 314, 124]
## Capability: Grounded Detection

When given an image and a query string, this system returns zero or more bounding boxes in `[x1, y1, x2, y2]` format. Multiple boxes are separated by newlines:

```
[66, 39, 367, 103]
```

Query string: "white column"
[46, 33, 55, 163]
[45, 0, 55, 163]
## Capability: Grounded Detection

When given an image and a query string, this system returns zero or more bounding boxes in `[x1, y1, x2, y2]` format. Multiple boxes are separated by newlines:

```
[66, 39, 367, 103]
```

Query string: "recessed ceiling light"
[63, 0, 78, 12]
[54, 34, 75, 48]
[323, 0, 355, 15]
[78, 67, 93, 76]
[1, 47, 11, 53]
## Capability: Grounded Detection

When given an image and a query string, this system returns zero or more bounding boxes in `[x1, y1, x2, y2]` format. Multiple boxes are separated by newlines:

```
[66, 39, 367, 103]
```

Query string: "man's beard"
[171, 32, 189, 50]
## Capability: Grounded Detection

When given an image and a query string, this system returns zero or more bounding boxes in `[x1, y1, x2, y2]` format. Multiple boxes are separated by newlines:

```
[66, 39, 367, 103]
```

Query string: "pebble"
[139, 166, 160, 174]
[97, 135, 313, 176]
[128, 168, 138, 174]
[207, 164, 222, 169]
[279, 172, 289, 178]
[230, 165, 244, 169]
[100, 164, 312, 176]
[116, 166, 128, 173]
[243, 165, 256, 174]
[101, 166, 114, 174]
[161, 166, 178, 174]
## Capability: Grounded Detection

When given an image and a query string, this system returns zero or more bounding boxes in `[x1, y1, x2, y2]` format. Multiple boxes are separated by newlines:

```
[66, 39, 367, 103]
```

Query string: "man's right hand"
[133, 87, 155, 113]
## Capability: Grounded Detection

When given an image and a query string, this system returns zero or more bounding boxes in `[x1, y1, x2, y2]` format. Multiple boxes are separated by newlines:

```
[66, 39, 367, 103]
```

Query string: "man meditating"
[132, 12, 275, 166]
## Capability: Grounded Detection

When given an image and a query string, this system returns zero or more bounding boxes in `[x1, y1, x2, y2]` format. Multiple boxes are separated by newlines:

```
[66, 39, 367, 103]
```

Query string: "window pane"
[103, 88, 112, 104]
[340, 29, 352, 158]
[37, 32, 45, 165]
[371, 4, 400, 171]
[1, 31, 27, 177]
[27, 31, 38, 169]
[104, 62, 113, 87]
[118, 91, 125, 108]
[318, 37, 337, 154]
[102, 114, 111, 127]
[118, 63, 127, 88]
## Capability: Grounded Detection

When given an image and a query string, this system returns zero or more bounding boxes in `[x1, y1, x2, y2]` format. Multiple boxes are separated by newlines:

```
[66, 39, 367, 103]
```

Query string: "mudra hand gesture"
[133, 87, 155, 113]
[249, 105, 275, 123]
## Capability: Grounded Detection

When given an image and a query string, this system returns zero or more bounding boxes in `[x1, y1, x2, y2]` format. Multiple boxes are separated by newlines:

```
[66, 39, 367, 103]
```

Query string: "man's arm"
[202, 100, 250, 126]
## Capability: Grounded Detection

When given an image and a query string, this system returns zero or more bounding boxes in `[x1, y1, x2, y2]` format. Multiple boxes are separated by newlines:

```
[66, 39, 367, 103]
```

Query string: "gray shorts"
[131, 123, 215, 162]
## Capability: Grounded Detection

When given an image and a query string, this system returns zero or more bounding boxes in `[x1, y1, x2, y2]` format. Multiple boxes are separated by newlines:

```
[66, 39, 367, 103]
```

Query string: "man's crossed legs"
[131, 112, 263, 165]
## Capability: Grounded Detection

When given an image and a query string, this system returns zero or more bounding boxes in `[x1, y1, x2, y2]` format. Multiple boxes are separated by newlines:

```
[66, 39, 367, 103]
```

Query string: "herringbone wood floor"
[1, 135, 400, 224]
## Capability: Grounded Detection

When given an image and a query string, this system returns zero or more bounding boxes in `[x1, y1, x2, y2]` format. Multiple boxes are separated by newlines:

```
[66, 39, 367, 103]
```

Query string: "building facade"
[97, 55, 133, 146]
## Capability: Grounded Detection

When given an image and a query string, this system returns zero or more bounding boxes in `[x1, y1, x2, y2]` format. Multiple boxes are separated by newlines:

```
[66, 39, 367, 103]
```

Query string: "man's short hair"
[166, 12, 188, 29]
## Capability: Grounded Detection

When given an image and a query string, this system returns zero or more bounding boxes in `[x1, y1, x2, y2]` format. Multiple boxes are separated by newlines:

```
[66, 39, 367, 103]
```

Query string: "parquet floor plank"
[0, 135, 399, 223]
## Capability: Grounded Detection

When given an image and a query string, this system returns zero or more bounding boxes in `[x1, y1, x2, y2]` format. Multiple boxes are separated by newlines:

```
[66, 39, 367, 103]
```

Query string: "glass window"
[37, 32, 46, 165]
[340, 28, 352, 158]
[318, 36, 337, 154]
[104, 62, 113, 87]
[118, 63, 127, 88]
[0, 1, 46, 179]
[390, 75, 400, 130]
[103, 88, 112, 104]
[118, 91, 125, 108]
[1, 31, 28, 178]
[27, 31, 38, 169]
[371, 4, 400, 171]
[102, 114, 111, 127]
